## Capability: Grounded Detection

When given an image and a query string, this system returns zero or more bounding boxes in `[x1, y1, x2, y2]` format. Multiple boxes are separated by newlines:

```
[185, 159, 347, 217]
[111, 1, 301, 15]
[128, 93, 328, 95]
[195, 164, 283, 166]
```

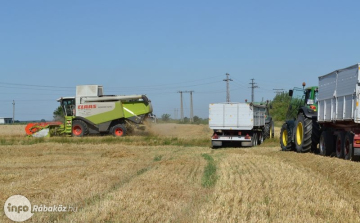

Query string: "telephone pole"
[12, 100, 15, 124]
[178, 91, 184, 122]
[249, 79, 258, 102]
[223, 73, 233, 102]
[178, 90, 194, 122]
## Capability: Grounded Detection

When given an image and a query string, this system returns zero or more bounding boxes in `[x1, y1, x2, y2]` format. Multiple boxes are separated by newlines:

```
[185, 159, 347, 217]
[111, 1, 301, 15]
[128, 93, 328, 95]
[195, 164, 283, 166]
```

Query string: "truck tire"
[344, 132, 354, 160]
[252, 133, 258, 147]
[319, 130, 333, 156]
[295, 113, 312, 153]
[258, 132, 263, 145]
[72, 120, 89, 137]
[111, 124, 127, 137]
[280, 123, 292, 151]
[335, 132, 345, 158]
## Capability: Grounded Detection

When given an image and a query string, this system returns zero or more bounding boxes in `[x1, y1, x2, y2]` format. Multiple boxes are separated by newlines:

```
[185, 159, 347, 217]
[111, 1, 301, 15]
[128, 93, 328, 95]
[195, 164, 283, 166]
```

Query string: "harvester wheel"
[280, 123, 293, 151]
[111, 124, 127, 137]
[335, 132, 345, 158]
[295, 113, 313, 153]
[319, 130, 333, 156]
[72, 120, 88, 137]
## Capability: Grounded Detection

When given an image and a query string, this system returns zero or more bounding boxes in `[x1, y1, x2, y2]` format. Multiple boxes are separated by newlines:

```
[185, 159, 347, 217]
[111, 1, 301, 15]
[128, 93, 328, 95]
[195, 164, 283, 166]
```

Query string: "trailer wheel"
[111, 124, 127, 137]
[319, 130, 333, 156]
[258, 132, 263, 145]
[295, 113, 312, 153]
[280, 123, 292, 151]
[344, 132, 353, 160]
[252, 133, 258, 147]
[335, 132, 345, 158]
[72, 120, 88, 137]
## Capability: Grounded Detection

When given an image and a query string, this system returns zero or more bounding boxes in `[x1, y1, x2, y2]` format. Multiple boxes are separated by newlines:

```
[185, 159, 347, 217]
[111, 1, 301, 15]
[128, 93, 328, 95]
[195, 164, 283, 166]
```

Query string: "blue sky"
[1, 0, 360, 120]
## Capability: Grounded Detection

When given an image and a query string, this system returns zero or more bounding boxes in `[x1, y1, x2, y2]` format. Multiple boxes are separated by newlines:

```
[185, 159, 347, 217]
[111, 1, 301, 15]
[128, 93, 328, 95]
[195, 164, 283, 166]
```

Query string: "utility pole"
[223, 73, 233, 102]
[178, 90, 194, 122]
[174, 108, 179, 120]
[189, 91, 194, 122]
[12, 100, 15, 124]
[178, 91, 184, 122]
[249, 79, 258, 102]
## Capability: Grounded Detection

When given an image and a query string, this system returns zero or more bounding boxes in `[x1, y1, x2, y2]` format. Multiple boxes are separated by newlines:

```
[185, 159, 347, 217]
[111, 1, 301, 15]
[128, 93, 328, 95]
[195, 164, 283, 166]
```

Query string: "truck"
[280, 63, 360, 161]
[209, 102, 273, 148]
[25, 85, 153, 137]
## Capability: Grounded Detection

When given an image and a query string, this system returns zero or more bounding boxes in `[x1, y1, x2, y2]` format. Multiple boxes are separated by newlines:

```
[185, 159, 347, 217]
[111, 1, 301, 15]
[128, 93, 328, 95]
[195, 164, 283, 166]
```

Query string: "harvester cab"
[280, 83, 319, 153]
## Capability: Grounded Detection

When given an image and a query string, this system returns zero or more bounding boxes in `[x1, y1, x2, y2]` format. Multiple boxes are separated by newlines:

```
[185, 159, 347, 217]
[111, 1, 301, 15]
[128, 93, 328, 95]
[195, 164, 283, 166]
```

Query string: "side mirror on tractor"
[289, 90, 293, 97]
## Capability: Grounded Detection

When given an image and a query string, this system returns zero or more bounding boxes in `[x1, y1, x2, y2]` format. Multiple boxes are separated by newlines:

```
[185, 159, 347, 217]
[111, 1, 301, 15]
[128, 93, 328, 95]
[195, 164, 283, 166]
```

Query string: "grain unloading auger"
[25, 85, 153, 137]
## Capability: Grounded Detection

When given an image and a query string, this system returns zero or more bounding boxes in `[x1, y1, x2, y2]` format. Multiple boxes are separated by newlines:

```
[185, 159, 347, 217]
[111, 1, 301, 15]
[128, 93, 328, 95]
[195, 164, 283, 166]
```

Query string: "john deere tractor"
[280, 83, 320, 153]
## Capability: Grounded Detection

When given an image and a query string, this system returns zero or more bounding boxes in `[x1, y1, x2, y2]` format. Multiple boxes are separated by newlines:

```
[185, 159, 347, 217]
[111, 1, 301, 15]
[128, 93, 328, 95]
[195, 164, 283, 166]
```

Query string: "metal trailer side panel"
[253, 106, 266, 127]
[209, 103, 253, 130]
[318, 64, 359, 123]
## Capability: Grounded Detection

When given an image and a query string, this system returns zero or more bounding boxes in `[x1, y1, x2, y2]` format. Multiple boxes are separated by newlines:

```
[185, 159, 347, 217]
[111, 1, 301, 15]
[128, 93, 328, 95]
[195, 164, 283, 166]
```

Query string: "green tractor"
[280, 83, 320, 152]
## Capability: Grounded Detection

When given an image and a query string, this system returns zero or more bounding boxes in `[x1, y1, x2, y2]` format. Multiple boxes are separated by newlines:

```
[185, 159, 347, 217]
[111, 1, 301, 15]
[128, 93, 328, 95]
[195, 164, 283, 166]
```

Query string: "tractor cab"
[57, 97, 76, 116]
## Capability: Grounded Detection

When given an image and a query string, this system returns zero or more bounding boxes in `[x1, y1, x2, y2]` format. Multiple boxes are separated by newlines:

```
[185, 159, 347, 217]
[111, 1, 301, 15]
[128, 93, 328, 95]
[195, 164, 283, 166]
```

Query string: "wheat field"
[0, 123, 359, 222]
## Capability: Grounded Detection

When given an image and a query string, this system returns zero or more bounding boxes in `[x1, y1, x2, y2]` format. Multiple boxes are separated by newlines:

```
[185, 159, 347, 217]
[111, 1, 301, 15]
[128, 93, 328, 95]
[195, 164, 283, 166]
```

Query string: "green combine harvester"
[25, 85, 153, 137]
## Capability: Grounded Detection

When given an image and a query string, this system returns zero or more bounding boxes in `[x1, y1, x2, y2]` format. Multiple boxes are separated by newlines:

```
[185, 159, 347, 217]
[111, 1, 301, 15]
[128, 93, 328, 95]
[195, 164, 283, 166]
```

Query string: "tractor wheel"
[344, 132, 354, 160]
[264, 121, 274, 139]
[295, 113, 313, 153]
[280, 123, 293, 151]
[111, 124, 127, 137]
[335, 132, 345, 158]
[319, 130, 333, 156]
[72, 120, 89, 137]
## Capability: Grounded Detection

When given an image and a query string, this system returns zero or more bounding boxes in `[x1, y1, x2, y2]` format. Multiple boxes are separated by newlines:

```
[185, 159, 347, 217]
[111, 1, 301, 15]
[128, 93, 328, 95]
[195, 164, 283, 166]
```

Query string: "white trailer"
[209, 103, 268, 147]
[317, 63, 360, 160]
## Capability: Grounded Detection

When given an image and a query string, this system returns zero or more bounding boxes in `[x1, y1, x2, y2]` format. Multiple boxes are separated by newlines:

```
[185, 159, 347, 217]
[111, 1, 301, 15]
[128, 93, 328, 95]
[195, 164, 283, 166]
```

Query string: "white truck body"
[209, 103, 266, 147]
[318, 64, 360, 123]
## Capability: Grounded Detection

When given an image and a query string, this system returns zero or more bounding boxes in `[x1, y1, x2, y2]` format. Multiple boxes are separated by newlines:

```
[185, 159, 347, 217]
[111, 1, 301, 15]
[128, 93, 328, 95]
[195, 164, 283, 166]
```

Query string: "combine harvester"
[25, 85, 153, 137]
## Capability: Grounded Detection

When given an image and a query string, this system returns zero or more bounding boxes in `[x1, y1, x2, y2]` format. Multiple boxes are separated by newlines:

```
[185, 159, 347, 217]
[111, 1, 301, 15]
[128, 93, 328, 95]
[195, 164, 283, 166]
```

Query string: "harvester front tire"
[72, 120, 89, 137]
[280, 123, 293, 151]
[111, 124, 127, 137]
[295, 113, 312, 153]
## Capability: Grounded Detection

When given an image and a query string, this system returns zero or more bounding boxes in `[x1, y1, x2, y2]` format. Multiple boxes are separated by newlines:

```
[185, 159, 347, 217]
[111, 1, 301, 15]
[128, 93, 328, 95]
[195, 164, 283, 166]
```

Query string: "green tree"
[53, 106, 64, 121]
[161, 113, 171, 122]
[269, 92, 291, 121]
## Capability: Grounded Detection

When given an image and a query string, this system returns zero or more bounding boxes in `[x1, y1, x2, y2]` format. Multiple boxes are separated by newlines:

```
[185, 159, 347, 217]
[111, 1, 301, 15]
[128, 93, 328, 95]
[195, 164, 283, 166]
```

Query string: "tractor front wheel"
[295, 113, 313, 153]
[280, 123, 293, 151]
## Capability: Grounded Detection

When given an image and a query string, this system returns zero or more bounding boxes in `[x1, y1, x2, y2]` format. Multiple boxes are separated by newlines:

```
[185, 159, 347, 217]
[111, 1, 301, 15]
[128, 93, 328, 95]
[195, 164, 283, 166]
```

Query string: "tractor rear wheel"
[264, 121, 274, 139]
[280, 123, 293, 151]
[295, 113, 313, 153]
[72, 120, 89, 137]
[111, 124, 127, 137]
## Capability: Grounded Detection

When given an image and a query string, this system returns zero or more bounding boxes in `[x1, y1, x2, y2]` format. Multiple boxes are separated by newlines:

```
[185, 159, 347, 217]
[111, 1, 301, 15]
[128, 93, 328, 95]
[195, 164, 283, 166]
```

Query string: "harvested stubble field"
[1, 123, 360, 223]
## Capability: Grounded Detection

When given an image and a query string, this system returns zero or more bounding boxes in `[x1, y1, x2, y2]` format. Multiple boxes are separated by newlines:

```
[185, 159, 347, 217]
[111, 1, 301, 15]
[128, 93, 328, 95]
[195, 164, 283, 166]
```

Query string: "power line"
[223, 73, 233, 102]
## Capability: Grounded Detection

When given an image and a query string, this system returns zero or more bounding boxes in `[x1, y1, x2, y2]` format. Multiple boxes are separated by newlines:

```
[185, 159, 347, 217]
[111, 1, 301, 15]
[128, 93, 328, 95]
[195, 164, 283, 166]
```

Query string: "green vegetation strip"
[0, 136, 210, 147]
[201, 154, 217, 188]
